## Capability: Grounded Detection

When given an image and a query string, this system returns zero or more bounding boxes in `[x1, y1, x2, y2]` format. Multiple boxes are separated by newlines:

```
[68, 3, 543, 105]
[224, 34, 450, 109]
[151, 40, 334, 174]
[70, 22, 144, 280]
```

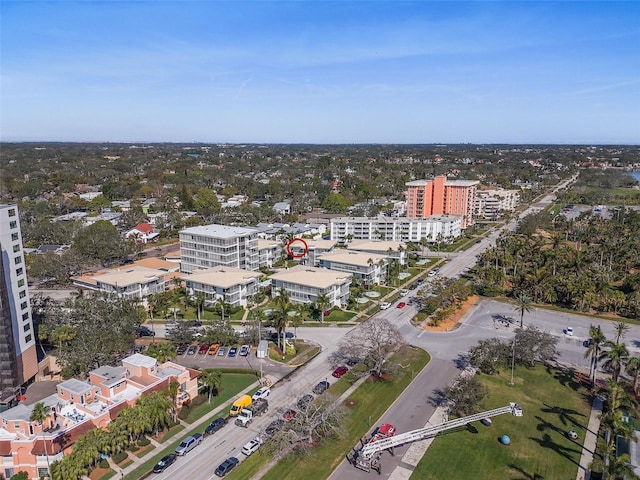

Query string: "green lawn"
[229, 346, 430, 480]
[323, 310, 358, 322]
[410, 364, 592, 480]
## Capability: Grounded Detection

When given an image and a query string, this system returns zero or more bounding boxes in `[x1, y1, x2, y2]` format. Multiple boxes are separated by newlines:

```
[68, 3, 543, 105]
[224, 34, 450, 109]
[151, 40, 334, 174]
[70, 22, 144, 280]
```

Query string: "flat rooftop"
[180, 223, 257, 239]
[347, 240, 405, 252]
[269, 265, 352, 289]
[183, 266, 261, 288]
[93, 266, 163, 287]
[319, 250, 387, 267]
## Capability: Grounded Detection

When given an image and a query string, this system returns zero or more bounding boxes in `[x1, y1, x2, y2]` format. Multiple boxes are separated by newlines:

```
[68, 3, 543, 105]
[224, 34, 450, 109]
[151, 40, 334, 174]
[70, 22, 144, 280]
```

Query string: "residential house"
[0, 354, 198, 479]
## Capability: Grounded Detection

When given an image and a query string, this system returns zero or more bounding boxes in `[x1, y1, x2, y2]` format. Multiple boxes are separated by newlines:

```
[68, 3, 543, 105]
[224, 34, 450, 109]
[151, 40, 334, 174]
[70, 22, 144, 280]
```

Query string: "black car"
[152, 454, 176, 473]
[297, 394, 314, 410]
[265, 419, 286, 436]
[270, 331, 295, 340]
[136, 326, 155, 337]
[176, 344, 188, 355]
[313, 381, 330, 394]
[409, 283, 418, 290]
[416, 278, 424, 285]
[214, 457, 239, 477]
[205, 417, 226, 436]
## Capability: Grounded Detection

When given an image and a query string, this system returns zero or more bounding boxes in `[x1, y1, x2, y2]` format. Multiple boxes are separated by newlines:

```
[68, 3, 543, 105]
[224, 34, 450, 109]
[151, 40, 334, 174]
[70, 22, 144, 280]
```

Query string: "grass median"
[410, 364, 591, 480]
[229, 345, 430, 480]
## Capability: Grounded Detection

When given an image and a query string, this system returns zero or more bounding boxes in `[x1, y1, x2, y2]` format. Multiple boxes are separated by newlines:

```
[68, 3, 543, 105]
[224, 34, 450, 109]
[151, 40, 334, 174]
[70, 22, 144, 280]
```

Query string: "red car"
[396, 302, 406, 309]
[332, 366, 349, 378]
[283, 409, 297, 420]
[198, 344, 209, 354]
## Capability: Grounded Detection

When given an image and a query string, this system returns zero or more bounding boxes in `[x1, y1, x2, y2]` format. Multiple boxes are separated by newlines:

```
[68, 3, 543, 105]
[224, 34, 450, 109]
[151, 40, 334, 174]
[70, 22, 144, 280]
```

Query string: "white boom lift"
[353, 402, 523, 473]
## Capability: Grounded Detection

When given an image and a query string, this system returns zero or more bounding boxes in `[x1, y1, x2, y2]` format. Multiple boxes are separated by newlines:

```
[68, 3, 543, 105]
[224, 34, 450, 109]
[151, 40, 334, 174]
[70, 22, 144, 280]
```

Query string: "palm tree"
[271, 289, 292, 351]
[50, 325, 76, 353]
[195, 292, 205, 323]
[146, 343, 176, 363]
[599, 341, 629, 383]
[626, 356, 640, 393]
[199, 369, 223, 403]
[605, 453, 639, 480]
[614, 321, 630, 345]
[584, 324, 607, 386]
[514, 293, 533, 328]
[315, 293, 330, 323]
[30, 402, 52, 478]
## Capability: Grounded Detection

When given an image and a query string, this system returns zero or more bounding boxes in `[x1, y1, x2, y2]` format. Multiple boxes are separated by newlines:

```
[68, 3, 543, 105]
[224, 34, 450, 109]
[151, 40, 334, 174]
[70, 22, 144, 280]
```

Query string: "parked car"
[228, 346, 238, 357]
[565, 327, 574, 336]
[416, 278, 424, 284]
[217, 346, 228, 356]
[252, 386, 270, 401]
[174, 433, 203, 456]
[332, 366, 349, 378]
[400, 289, 409, 296]
[176, 344, 188, 355]
[380, 302, 391, 310]
[283, 409, 297, 420]
[396, 302, 406, 309]
[205, 417, 227, 436]
[265, 419, 286, 436]
[241, 437, 262, 456]
[207, 344, 220, 356]
[239, 345, 250, 356]
[187, 345, 197, 355]
[313, 380, 330, 394]
[583, 338, 594, 348]
[152, 454, 176, 473]
[270, 331, 295, 340]
[297, 394, 314, 410]
[198, 344, 209, 354]
[214, 457, 239, 477]
[136, 326, 155, 337]
[409, 283, 418, 290]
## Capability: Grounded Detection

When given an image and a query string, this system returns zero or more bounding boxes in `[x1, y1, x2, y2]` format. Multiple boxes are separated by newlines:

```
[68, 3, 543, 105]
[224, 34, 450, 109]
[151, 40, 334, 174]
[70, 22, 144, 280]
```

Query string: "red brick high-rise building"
[405, 177, 479, 228]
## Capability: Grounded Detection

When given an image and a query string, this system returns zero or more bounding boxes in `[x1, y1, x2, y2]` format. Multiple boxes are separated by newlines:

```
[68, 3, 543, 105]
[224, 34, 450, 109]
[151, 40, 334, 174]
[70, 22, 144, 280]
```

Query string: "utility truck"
[351, 402, 522, 473]
[235, 398, 269, 427]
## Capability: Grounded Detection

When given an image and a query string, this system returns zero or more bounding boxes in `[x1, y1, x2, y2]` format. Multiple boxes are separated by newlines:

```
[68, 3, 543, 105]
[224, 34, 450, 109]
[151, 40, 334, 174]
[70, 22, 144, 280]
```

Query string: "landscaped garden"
[410, 364, 592, 480]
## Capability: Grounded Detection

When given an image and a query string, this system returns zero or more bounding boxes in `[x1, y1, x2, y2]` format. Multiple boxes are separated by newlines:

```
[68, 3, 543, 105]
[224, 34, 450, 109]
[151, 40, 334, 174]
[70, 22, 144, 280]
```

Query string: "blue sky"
[1, 1, 639, 144]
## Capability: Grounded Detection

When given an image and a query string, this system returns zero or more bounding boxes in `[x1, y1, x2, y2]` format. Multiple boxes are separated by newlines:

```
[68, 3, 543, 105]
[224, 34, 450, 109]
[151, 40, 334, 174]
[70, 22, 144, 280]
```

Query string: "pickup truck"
[174, 433, 203, 456]
[235, 399, 268, 427]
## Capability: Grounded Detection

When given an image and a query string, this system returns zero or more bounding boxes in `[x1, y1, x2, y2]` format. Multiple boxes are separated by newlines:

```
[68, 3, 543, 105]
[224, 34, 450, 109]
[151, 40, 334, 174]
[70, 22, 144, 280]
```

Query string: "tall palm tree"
[614, 321, 630, 345]
[514, 293, 533, 328]
[271, 289, 292, 351]
[584, 325, 607, 386]
[195, 292, 205, 323]
[30, 402, 52, 478]
[199, 368, 223, 403]
[315, 293, 330, 323]
[146, 343, 176, 363]
[599, 341, 629, 383]
[626, 356, 640, 394]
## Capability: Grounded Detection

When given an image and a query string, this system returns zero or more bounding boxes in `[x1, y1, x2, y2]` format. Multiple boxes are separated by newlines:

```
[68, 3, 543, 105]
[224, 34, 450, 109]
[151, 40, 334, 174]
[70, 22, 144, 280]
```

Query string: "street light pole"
[510, 337, 516, 386]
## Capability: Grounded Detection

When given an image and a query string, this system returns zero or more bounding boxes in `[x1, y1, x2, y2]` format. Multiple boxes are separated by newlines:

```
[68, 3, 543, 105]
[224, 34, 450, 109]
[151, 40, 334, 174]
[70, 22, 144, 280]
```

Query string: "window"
[14, 256, 22, 265]
[9, 221, 17, 229]
[25, 334, 32, 343]
[19, 290, 26, 299]
[38, 468, 50, 478]
[13, 244, 20, 253]
[22, 312, 29, 321]
[8, 208, 16, 217]
[5, 468, 15, 478]
[17, 278, 25, 287]
[20, 302, 27, 310]
[16, 267, 23, 276]
[23, 324, 31, 332]
[11, 232, 18, 241]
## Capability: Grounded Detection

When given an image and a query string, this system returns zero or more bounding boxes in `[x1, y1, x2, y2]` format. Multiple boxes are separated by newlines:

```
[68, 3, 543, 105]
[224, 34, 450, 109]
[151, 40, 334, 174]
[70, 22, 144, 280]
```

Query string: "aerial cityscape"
[1, 2, 640, 480]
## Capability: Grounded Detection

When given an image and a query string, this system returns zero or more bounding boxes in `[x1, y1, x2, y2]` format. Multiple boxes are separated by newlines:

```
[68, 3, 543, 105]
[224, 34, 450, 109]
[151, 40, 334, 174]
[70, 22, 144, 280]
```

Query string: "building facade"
[475, 188, 520, 220]
[329, 215, 462, 243]
[182, 266, 262, 308]
[0, 204, 38, 411]
[269, 265, 352, 307]
[179, 224, 259, 273]
[0, 353, 198, 479]
[405, 176, 479, 228]
[318, 251, 388, 286]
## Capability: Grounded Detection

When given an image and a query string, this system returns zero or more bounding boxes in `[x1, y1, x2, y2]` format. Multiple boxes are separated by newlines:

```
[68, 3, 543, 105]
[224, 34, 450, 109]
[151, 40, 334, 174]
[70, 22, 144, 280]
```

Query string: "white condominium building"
[330, 215, 462, 243]
[269, 265, 352, 307]
[179, 224, 259, 273]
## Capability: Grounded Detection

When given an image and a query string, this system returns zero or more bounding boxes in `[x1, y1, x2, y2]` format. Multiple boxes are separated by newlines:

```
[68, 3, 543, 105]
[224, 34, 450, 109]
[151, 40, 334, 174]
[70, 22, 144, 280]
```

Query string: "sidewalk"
[575, 395, 603, 480]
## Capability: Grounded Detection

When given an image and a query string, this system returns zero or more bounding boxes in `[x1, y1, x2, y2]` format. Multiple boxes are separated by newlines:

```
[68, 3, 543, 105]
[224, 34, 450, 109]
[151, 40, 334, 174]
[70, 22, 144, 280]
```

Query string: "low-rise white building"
[318, 250, 388, 286]
[289, 239, 337, 266]
[257, 239, 282, 268]
[182, 266, 262, 308]
[269, 265, 352, 307]
[346, 240, 407, 265]
[330, 215, 461, 243]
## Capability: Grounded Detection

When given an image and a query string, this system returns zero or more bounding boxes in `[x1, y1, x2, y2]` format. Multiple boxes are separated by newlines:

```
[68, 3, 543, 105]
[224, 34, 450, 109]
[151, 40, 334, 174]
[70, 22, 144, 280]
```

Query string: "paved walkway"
[575, 395, 603, 480]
